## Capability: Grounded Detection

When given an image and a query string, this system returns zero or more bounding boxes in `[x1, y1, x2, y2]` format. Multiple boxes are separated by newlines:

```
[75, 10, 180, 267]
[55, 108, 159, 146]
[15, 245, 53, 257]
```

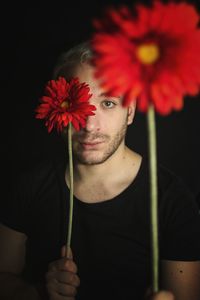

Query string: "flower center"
[136, 43, 160, 65]
[61, 100, 69, 109]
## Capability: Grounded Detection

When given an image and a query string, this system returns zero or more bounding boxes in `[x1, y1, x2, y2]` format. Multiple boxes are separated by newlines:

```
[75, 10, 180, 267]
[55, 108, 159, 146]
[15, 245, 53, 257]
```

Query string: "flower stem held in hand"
[147, 105, 159, 292]
[66, 122, 74, 259]
[35, 76, 95, 259]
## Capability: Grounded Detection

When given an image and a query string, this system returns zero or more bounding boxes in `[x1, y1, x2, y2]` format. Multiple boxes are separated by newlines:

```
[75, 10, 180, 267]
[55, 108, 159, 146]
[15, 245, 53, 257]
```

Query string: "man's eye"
[102, 101, 116, 109]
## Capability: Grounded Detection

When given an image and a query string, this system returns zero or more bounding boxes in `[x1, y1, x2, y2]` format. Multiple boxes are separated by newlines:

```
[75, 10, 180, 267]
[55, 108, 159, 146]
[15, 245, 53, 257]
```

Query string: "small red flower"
[35, 77, 96, 132]
[92, 1, 200, 115]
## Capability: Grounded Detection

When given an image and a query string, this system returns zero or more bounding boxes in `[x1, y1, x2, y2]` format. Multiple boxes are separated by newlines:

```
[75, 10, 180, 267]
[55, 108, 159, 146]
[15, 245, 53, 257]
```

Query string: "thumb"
[61, 245, 73, 259]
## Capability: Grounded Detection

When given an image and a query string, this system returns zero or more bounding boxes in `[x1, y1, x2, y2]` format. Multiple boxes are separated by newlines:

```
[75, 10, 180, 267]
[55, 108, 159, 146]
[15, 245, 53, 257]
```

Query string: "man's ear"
[127, 100, 136, 125]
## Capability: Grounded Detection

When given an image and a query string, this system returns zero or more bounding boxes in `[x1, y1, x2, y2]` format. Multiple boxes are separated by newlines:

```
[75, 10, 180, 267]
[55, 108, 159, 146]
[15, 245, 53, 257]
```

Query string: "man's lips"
[79, 140, 104, 149]
[79, 139, 104, 144]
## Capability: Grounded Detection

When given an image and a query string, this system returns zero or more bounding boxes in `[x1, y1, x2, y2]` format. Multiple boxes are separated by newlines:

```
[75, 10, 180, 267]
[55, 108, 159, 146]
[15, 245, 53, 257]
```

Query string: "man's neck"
[65, 145, 142, 203]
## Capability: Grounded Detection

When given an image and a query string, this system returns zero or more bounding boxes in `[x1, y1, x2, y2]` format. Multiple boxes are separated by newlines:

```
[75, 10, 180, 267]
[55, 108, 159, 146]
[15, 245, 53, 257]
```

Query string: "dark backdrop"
[2, 0, 200, 201]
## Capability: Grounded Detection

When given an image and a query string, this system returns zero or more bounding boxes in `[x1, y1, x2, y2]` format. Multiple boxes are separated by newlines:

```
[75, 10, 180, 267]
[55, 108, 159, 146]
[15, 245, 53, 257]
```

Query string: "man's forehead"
[75, 64, 122, 102]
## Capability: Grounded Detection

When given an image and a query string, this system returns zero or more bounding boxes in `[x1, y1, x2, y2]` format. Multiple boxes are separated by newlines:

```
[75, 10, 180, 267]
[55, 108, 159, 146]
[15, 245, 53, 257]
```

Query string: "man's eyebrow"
[99, 92, 121, 99]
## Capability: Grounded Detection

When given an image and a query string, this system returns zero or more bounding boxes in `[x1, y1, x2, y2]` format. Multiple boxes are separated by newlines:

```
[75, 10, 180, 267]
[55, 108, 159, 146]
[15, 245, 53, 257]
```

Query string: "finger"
[48, 258, 77, 273]
[49, 291, 75, 300]
[55, 281, 77, 297]
[64, 259, 78, 273]
[61, 245, 73, 259]
[48, 258, 67, 272]
[46, 271, 80, 287]
[47, 278, 77, 297]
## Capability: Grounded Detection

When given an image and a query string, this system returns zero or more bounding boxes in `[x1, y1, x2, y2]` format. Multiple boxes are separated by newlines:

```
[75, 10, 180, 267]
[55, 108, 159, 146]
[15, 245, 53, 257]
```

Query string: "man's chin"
[75, 157, 106, 165]
[74, 153, 109, 165]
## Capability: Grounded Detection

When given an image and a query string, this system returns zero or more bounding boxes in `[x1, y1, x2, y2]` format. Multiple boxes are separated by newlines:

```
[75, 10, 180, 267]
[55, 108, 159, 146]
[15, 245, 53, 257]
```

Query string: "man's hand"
[149, 291, 175, 300]
[46, 246, 80, 300]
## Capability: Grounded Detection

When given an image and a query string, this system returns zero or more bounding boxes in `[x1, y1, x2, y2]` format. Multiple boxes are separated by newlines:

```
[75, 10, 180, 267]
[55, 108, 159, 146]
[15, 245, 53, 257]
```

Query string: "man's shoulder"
[157, 163, 191, 194]
[157, 163, 198, 213]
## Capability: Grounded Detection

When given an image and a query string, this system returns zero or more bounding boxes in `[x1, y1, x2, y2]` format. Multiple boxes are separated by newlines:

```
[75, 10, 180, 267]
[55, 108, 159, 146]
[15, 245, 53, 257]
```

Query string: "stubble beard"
[72, 121, 128, 165]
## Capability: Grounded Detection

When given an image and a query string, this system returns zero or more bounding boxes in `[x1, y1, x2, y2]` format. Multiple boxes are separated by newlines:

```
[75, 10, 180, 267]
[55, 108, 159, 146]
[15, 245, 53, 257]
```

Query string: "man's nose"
[84, 113, 100, 132]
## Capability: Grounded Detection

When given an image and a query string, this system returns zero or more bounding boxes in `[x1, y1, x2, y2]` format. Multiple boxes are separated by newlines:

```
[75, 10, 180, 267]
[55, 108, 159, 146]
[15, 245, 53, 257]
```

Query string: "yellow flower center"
[136, 43, 160, 65]
[61, 101, 69, 109]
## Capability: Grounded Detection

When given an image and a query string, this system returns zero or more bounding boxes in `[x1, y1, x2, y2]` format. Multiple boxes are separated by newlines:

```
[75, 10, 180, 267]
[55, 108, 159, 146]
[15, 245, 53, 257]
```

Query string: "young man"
[0, 42, 200, 300]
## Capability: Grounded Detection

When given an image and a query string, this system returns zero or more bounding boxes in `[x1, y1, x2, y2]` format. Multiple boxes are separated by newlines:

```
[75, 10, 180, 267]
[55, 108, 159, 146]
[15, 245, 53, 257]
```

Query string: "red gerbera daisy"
[35, 77, 96, 132]
[92, 1, 200, 115]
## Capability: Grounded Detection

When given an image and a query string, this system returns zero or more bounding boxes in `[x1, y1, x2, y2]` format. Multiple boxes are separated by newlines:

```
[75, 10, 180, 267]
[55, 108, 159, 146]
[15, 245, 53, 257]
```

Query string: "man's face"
[69, 63, 135, 165]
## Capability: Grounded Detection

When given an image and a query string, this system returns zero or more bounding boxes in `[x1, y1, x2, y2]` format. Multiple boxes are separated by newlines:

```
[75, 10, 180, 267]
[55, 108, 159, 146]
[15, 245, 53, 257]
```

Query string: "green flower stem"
[66, 122, 74, 258]
[147, 104, 159, 292]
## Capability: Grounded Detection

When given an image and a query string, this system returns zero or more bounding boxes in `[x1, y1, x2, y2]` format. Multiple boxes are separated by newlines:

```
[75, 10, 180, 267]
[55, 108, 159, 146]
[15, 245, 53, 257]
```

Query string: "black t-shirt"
[1, 156, 200, 300]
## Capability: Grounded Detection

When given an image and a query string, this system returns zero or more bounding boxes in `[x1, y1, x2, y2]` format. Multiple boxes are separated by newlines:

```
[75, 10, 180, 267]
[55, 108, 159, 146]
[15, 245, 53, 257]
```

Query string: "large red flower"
[92, 1, 200, 115]
[35, 77, 96, 132]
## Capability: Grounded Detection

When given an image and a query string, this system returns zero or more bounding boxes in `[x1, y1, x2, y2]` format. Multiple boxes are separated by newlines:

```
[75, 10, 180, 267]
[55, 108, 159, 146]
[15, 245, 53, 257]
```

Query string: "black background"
[2, 0, 200, 200]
